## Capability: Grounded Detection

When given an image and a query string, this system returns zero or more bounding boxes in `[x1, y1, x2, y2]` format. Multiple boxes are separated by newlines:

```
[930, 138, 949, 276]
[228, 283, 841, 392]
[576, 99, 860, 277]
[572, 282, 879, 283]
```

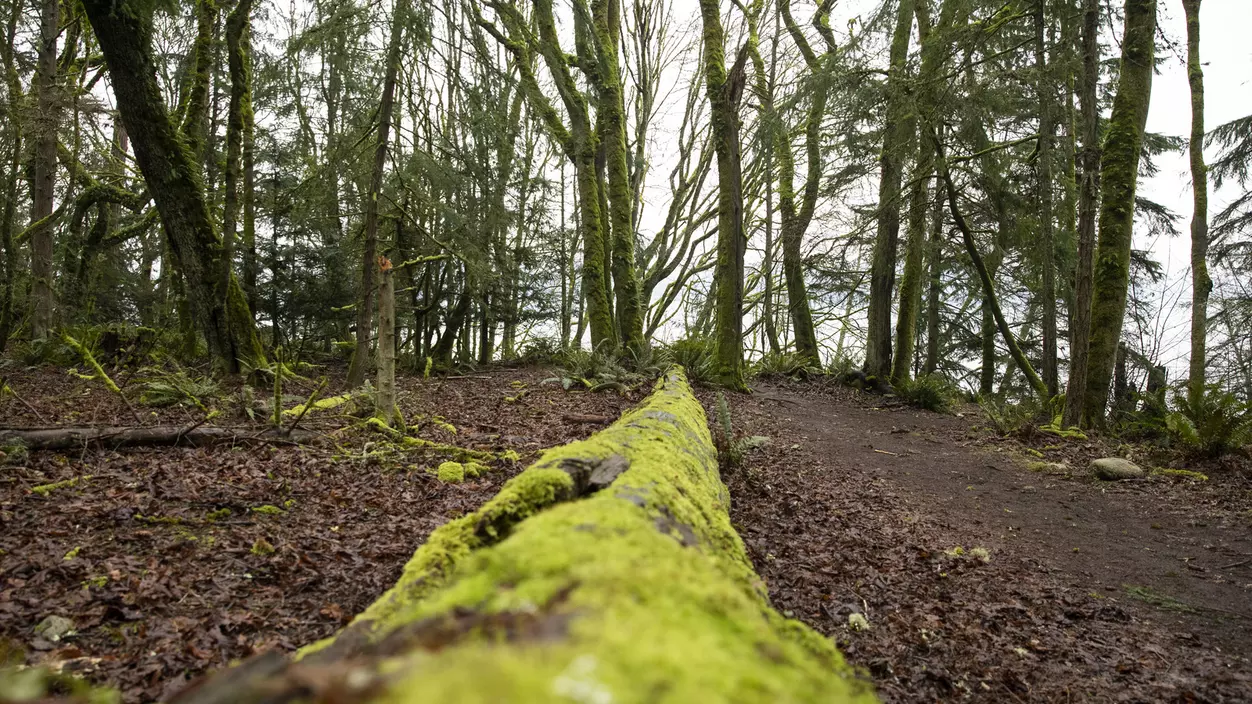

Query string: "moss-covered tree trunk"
[592, 0, 644, 354]
[1082, 0, 1156, 426]
[892, 0, 960, 385]
[221, 0, 253, 311]
[1183, 0, 1208, 407]
[29, 0, 59, 340]
[82, 0, 265, 374]
[772, 0, 832, 368]
[171, 369, 875, 703]
[699, 0, 748, 390]
[0, 0, 21, 353]
[863, 0, 917, 379]
[1061, 0, 1102, 428]
[346, 0, 407, 387]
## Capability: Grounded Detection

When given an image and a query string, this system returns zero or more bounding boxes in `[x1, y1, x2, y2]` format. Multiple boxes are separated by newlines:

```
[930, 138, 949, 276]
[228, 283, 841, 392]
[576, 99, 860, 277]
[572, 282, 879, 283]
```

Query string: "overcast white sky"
[1138, 0, 1252, 377]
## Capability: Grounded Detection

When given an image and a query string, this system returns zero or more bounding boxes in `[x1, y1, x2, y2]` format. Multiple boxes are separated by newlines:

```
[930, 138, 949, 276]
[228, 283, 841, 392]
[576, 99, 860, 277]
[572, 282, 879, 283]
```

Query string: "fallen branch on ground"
[0, 425, 319, 451]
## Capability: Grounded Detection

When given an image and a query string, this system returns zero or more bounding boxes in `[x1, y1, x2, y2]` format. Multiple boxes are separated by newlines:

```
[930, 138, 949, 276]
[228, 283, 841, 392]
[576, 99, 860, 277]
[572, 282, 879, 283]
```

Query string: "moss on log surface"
[174, 368, 874, 703]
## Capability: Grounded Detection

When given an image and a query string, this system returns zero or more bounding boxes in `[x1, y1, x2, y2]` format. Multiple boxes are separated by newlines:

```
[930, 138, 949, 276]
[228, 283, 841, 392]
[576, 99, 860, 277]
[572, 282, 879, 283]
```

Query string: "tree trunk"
[0, 0, 20, 353]
[221, 0, 253, 305]
[1061, 0, 1102, 428]
[166, 369, 874, 704]
[593, 0, 644, 354]
[346, 0, 407, 387]
[29, 0, 59, 339]
[82, 0, 266, 373]
[0, 425, 318, 451]
[1035, 0, 1059, 396]
[1082, 0, 1156, 425]
[699, 0, 748, 390]
[1183, 0, 1209, 407]
[935, 134, 1049, 400]
[863, 0, 917, 379]
[375, 257, 397, 425]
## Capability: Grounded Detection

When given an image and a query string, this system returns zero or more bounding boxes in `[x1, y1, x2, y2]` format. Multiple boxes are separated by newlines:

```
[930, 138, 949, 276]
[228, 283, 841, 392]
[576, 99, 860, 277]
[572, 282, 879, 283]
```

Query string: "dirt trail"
[722, 381, 1252, 702]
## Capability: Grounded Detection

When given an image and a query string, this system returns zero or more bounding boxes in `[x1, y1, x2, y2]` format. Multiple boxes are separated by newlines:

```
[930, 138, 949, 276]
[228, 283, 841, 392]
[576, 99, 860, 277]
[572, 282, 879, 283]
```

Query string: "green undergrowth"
[297, 368, 872, 702]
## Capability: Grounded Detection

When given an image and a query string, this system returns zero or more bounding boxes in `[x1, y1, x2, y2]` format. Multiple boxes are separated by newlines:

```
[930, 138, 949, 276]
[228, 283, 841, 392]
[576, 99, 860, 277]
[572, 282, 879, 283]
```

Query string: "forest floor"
[1, 364, 1250, 702]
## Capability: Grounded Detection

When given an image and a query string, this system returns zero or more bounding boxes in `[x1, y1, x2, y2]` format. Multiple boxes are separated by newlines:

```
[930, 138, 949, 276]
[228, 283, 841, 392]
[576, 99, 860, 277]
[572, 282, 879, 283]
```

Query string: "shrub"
[751, 351, 819, 380]
[1166, 386, 1252, 457]
[137, 366, 220, 410]
[897, 373, 957, 413]
[517, 337, 563, 366]
[658, 336, 714, 385]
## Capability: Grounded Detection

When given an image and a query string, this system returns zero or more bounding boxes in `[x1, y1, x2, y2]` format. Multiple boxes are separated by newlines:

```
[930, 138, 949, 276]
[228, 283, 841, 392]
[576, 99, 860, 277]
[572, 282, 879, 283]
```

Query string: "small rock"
[33, 615, 75, 643]
[1091, 457, 1144, 481]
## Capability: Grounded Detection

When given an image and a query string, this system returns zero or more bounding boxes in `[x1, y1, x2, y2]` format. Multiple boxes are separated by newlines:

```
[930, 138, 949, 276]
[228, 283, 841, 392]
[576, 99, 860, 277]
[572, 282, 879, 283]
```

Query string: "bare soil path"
[718, 380, 1252, 702]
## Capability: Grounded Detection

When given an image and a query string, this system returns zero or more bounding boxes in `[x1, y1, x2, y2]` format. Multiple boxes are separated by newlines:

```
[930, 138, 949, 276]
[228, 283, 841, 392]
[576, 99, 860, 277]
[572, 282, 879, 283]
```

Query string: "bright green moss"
[250, 504, 284, 515]
[283, 392, 355, 417]
[436, 461, 465, 483]
[31, 475, 91, 496]
[296, 369, 872, 702]
[464, 462, 488, 478]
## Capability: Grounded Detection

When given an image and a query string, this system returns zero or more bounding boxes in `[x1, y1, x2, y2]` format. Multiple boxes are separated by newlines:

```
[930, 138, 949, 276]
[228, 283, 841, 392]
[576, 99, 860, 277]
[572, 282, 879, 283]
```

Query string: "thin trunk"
[934, 132, 1049, 400]
[375, 257, 397, 425]
[1082, 0, 1156, 425]
[923, 172, 943, 375]
[1183, 0, 1208, 406]
[346, 0, 407, 386]
[863, 0, 917, 378]
[1035, 0, 1059, 395]
[29, 0, 59, 338]
[0, 0, 21, 352]
[1061, 0, 1102, 427]
[221, 0, 253, 302]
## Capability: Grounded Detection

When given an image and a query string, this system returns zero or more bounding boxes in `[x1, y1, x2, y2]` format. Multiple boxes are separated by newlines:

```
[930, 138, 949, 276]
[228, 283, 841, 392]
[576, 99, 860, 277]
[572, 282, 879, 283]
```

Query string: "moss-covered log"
[171, 369, 874, 703]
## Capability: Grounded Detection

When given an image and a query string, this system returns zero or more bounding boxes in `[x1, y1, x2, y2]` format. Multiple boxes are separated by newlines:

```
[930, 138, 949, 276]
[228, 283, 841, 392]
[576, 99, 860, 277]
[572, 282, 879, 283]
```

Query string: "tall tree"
[1034, 0, 1058, 395]
[698, 0, 748, 390]
[1183, 0, 1209, 406]
[864, 0, 917, 379]
[29, 0, 59, 338]
[1082, 0, 1157, 425]
[345, 0, 407, 387]
[81, 0, 266, 372]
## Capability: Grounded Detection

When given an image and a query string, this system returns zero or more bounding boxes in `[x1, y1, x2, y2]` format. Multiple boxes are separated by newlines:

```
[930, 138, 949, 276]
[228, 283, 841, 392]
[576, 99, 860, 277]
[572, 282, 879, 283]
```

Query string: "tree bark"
[29, 0, 60, 339]
[1082, 0, 1156, 425]
[82, 0, 266, 373]
[346, 0, 407, 387]
[166, 369, 874, 704]
[0, 425, 317, 451]
[1183, 0, 1209, 407]
[1061, 0, 1102, 427]
[1035, 0, 1059, 396]
[375, 257, 397, 425]
[699, 0, 748, 390]
[863, 0, 917, 379]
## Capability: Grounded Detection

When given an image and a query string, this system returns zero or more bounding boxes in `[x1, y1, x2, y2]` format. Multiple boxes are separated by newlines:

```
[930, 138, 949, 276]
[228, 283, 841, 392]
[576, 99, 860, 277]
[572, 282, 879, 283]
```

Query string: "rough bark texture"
[1183, 0, 1208, 407]
[1082, 0, 1156, 425]
[346, 0, 406, 387]
[170, 369, 875, 703]
[863, 0, 917, 379]
[82, 0, 265, 373]
[375, 258, 397, 425]
[29, 0, 59, 339]
[593, 0, 645, 354]
[1035, 0, 1059, 396]
[699, 0, 748, 390]
[1062, 0, 1102, 427]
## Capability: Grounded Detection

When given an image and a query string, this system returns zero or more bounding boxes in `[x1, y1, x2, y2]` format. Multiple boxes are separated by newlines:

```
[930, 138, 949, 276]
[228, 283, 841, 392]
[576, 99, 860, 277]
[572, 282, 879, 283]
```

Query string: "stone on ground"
[1091, 457, 1144, 481]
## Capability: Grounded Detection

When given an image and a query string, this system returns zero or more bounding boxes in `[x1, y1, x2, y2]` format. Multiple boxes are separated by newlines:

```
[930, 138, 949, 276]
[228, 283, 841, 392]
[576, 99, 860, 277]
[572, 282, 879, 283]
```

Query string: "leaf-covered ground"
[3, 366, 1251, 702]
[0, 365, 633, 701]
[714, 379, 1252, 702]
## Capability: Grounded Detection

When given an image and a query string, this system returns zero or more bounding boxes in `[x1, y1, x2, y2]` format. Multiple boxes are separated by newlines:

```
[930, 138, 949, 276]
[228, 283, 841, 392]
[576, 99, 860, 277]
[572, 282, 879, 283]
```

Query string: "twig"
[872, 448, 899, 456]
[286, 378, 328, 436]
[1218, 558, 1251, 570]
[0, 377, 47, 424]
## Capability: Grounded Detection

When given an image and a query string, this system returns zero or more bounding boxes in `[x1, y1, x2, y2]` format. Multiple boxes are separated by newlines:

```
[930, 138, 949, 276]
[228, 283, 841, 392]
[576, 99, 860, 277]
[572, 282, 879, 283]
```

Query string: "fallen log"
[171, 368, 875, 703]
[0, 425, 319, 451]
